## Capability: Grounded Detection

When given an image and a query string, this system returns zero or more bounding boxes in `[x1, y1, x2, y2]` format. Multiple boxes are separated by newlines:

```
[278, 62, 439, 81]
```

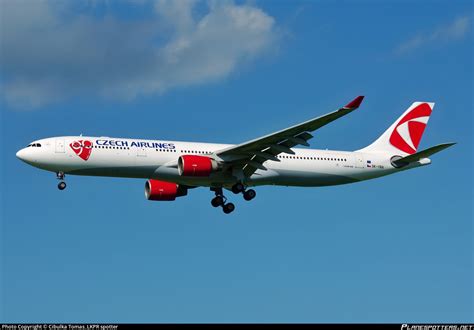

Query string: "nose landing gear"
[56, 171, 66, 190]
[58, 181, 67, 190]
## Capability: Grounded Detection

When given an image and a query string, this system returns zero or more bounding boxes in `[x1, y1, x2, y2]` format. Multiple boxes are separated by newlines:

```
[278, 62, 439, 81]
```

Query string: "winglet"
[344, 96, 364, 110]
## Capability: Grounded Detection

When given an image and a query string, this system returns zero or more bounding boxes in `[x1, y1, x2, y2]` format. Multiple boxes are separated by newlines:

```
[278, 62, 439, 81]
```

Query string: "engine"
[145, 179, 187, 201]
[178, 155, 220, 177]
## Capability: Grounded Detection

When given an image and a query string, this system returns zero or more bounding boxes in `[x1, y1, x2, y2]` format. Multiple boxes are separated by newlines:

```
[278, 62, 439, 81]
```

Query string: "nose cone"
[16, 148, 26, 160]
[16, 148, 33, 164]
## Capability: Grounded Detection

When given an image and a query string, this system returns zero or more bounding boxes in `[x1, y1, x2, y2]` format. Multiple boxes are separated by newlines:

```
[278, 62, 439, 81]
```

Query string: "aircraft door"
[55, 139, 65, 153]
[354, 153, 364, 168]
[137, 146, 147, 157]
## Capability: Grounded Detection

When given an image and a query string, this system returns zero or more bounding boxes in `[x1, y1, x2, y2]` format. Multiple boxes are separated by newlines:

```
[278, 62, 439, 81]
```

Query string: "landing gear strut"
[210, 187, 235, 214]
[56, 171, 66, 190]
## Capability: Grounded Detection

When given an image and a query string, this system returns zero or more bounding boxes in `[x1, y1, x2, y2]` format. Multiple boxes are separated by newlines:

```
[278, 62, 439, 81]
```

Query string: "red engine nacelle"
[145, 179, 187, 201]
[178, 155, 220, 177]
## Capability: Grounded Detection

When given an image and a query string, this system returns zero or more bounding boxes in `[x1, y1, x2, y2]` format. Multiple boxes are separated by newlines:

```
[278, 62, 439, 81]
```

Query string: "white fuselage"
[16, 136, 430, 188]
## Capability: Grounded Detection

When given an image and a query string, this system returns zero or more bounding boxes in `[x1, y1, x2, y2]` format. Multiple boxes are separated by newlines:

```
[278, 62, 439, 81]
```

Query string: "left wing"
[215, 96, 364, 177]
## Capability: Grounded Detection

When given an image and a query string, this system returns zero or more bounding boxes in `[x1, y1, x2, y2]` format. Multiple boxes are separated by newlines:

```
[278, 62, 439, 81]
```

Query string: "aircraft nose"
[16, 148, 26, 160]
[16, 148, 32, 163]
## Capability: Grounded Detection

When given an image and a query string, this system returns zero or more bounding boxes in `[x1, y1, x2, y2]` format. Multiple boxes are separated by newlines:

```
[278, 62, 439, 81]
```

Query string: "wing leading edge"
[216, 96, 365, 177]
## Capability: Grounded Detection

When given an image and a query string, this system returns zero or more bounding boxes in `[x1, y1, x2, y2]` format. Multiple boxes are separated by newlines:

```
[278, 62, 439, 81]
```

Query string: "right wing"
[215, 96, 365, 177]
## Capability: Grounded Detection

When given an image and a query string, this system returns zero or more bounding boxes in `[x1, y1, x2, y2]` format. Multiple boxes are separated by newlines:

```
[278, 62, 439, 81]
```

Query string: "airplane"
[16, 96, 455, 214]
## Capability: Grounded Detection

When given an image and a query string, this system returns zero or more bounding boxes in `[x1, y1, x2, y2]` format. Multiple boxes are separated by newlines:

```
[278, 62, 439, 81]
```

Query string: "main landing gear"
[231, 182, 256, 201]
[56, 171, 67, 190]
[243, 189, 256, 201]
[211, 188, 235, 214]
[210, 183, 257, 214]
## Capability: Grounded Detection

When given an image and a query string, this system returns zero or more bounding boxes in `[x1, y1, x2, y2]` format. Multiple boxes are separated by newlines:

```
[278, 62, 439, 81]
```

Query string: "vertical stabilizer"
[359, 102, 434, 155]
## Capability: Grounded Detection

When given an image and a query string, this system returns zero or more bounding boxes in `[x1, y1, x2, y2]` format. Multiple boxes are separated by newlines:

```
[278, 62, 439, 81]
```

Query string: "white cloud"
[396, 16, 470, 55]
[0, 0, 279, 109]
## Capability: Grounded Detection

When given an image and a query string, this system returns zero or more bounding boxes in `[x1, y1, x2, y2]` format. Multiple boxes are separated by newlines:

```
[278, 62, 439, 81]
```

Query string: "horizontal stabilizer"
[393, 142, 456, 167]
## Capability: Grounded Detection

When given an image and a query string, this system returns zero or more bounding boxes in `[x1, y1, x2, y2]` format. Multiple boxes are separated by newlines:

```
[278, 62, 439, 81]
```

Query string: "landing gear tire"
[223, 203, 235, 214]
[211, 196, 224, 207]
[231, 182, 245, 194]
[58, 181, 67, 190]
[243, 189, 256, 201]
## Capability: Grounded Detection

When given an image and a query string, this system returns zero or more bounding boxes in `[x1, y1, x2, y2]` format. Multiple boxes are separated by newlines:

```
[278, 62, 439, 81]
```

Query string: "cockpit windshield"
[27, 143, 42, 147]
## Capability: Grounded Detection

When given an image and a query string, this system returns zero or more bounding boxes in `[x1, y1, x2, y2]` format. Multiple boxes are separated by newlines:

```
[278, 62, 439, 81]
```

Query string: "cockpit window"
[36, 143, 41, 147]
[28, 143, 42, 147]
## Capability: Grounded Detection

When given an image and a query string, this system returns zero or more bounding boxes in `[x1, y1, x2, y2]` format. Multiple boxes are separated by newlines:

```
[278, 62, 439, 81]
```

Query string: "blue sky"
[1, 0, 472, 323]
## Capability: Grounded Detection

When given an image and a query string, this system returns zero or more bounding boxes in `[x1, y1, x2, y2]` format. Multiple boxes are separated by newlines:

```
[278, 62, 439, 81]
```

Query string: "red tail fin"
[359, 102, 434, 155]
